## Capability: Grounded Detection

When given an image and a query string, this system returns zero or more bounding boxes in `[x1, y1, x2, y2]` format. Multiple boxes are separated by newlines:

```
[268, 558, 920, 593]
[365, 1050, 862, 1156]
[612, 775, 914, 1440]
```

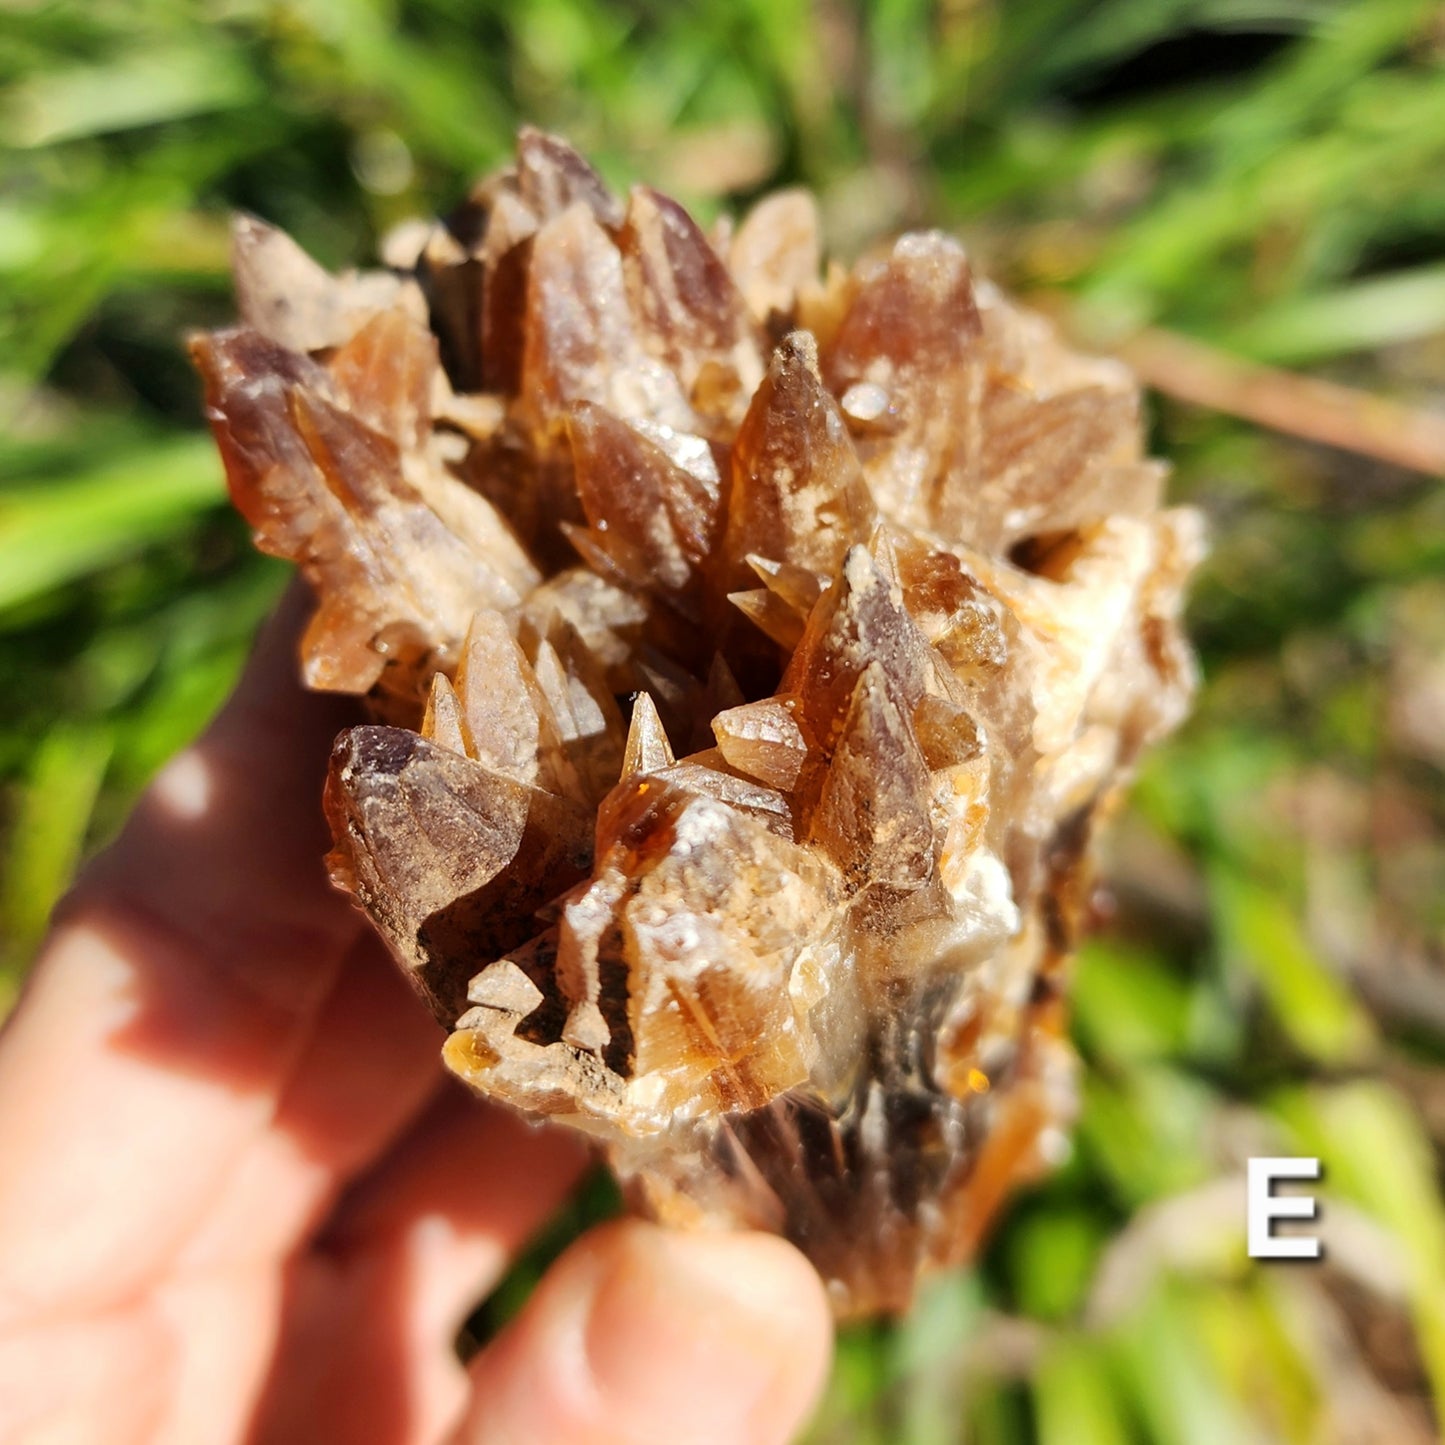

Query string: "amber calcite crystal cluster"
[192, 130, 1200, 1316]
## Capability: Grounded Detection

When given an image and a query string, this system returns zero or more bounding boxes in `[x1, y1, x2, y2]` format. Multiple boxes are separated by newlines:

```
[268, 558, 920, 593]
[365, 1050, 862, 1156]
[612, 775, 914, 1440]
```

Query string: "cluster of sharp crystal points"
[192, 129, 1201, 1317]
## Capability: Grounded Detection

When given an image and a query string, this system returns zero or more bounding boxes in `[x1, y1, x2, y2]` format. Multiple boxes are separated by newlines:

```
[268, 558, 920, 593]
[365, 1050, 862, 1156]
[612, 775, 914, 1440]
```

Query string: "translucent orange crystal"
[192, 130, 1201, 1317]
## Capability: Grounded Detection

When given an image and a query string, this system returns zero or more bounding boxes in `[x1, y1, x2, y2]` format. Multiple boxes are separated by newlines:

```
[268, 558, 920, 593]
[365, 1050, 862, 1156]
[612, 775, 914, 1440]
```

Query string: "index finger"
[0, 583, 368, 1324]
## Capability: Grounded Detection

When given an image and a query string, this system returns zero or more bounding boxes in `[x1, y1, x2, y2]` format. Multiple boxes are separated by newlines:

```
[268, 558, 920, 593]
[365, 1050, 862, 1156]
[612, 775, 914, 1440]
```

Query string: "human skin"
[0, 587, 834, 1445]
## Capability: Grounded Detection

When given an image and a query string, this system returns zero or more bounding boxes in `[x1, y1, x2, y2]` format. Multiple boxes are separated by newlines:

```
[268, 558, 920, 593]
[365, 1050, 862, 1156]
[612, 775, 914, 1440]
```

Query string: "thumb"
[449, 1219, 834, 1445]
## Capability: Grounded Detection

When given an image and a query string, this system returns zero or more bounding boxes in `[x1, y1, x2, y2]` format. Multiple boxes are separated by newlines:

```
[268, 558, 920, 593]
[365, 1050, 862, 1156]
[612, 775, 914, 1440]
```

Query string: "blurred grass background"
[3, 0, 1445, 1440]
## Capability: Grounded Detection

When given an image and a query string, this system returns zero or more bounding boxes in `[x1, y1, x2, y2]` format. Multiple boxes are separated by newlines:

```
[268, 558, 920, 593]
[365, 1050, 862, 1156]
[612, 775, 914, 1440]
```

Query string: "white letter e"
[1248, 1156, 1321, 1259]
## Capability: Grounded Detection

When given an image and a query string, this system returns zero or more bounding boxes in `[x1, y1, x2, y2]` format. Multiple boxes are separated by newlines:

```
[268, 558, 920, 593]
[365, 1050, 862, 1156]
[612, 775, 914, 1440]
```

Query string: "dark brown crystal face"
[192, 128, 1201, 1317]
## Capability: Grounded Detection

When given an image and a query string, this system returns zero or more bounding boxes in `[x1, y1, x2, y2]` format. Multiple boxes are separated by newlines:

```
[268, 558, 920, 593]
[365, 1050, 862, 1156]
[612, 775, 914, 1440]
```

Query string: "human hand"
[0, 588, 833, 1444]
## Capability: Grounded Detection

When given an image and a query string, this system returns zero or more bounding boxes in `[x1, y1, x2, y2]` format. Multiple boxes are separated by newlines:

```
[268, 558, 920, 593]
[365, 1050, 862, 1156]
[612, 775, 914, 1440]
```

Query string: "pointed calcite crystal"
[193, 130, 1202, 1317]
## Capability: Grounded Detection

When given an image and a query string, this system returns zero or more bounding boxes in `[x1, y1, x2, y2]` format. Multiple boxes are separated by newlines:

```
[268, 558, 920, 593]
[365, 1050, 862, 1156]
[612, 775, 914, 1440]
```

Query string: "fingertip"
[584, 1222, 834, 1443]
[206, 574, 353, 751]
[455, 1220, 833, 1445]
[66, 575, 359, 992]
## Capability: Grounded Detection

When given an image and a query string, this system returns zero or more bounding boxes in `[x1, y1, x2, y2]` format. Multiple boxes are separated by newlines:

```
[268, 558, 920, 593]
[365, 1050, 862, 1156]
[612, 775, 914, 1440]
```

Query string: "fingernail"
[581, 1222, 831, 1445]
